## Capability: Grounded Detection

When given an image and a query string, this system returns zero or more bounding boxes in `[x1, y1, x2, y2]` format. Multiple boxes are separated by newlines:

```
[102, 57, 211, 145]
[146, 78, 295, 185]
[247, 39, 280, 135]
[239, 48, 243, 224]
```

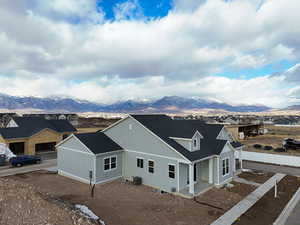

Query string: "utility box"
[132, 176, 142, 185]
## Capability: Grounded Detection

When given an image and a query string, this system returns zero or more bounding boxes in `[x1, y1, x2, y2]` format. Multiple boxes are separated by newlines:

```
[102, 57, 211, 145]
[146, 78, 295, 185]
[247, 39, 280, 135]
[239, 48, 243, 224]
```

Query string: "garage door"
[35, 142, 56, 153]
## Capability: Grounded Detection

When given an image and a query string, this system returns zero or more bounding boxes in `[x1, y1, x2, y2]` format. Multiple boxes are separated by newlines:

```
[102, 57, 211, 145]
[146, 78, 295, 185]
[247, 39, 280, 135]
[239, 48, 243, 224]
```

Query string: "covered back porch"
[178, 157, 215, 197]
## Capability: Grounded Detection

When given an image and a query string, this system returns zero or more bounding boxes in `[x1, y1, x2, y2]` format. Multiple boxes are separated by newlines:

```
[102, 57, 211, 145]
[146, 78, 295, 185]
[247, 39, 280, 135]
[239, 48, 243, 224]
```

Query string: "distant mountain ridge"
[0, 93, 272, 113]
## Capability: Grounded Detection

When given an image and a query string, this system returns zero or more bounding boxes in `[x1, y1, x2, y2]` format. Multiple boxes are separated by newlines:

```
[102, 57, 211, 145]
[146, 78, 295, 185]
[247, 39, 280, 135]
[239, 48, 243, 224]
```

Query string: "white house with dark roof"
[56, 114, 243, 197]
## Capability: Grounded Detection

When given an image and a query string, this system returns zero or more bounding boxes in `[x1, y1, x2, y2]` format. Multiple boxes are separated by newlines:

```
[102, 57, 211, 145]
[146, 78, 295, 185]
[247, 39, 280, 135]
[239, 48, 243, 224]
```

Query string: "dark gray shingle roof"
[230, 141, 244, 148]
[0, 117, 76, 139]
[75, 132, 122, 154]
[130, 114, 227, 162]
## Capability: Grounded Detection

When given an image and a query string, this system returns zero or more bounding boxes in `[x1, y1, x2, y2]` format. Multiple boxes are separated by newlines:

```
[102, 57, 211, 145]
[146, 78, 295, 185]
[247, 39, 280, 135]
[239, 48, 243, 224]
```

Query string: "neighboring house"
[56, 114, 243, 197]
[0, 117, 77, 155]
[22, 113, 79, 126]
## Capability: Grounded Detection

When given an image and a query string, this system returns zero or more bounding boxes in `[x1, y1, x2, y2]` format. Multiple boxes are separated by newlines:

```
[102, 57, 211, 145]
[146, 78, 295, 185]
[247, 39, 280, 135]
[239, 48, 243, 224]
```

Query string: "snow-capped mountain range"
[0, 93, 272, 113]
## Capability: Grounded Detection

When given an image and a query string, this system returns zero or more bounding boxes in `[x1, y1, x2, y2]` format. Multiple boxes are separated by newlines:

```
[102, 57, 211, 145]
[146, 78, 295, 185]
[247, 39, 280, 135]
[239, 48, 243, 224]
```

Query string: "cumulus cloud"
[0, 0, 299, 107]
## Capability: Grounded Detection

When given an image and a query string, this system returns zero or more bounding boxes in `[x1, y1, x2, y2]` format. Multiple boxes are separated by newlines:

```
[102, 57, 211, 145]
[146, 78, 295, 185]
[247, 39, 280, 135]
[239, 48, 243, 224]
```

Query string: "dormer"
[6, 118, 18, 128]
[191, 131, 203, 151]
[170, 130, 203, 152]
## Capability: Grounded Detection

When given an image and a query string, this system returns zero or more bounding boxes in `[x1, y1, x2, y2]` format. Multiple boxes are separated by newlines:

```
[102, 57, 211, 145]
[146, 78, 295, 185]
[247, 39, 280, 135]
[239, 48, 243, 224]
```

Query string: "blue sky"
[0, 0, 299, 108]
[99, 0, 172, 20]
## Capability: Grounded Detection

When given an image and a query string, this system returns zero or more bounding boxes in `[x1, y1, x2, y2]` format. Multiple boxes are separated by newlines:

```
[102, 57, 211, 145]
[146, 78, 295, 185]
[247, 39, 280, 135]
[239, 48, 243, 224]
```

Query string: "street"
[243, 161, 300, 177]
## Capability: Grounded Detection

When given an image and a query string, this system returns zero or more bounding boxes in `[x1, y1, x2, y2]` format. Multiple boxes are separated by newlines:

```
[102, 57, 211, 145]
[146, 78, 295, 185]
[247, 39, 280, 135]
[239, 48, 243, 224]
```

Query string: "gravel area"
[0, 177, 97, 225]
[6, 171, 257, 225]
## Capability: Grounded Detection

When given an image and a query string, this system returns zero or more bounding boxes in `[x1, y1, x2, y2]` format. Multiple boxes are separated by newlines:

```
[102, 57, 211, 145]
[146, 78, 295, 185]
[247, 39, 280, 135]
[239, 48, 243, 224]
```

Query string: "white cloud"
[113, 0, 144, 21]
[0, 0, 299, 107]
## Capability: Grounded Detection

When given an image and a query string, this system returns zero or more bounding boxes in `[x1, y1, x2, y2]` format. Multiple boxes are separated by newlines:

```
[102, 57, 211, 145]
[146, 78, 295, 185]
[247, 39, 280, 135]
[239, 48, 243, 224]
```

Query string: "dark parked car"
[283, 138, 300, 150]
[10, 155, 41, 167]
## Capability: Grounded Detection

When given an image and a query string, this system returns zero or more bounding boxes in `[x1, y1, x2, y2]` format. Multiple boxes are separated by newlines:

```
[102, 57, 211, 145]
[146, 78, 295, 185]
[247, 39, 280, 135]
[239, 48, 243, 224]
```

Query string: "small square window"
[222, 158, 229, 176]
[137, 158, 144, 168]
[104, 156, 117, 171]
[148, 160, 154, 173]
[168, 165, 175, 179]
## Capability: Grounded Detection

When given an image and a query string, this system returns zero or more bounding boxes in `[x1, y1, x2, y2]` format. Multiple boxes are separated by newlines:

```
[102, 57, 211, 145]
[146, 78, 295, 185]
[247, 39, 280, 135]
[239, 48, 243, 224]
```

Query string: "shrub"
[263, 145, 273, 151]
[274, 147, 285, 152]
[253, 144, 262, 149]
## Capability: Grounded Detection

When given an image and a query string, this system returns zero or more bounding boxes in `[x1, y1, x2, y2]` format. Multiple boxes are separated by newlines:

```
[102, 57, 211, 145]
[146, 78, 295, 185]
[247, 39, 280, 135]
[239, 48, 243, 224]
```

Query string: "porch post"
[209, 158, 213, 184]
[189, 163, 194, 195]
[239, 149, 243, 170]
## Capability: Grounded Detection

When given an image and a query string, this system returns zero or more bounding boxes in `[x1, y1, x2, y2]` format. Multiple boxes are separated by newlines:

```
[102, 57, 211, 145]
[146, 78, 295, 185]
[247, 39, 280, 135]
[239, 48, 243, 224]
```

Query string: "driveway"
[243, 161, 300, 177]
[0, 159, 57, 177]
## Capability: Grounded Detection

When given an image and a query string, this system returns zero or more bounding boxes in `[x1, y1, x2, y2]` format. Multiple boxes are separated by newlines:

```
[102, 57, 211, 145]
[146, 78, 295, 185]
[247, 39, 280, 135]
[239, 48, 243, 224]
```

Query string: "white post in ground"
[189, 163, 194, 195]
[209, 158, 213, 184]
[275, 179, 278, 198]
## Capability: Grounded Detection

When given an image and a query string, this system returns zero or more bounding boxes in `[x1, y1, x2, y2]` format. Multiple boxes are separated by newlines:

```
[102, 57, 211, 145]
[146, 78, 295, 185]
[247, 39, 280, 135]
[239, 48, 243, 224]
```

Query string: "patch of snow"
[242, 169, 253, 172]
[75, 204, 105, 225]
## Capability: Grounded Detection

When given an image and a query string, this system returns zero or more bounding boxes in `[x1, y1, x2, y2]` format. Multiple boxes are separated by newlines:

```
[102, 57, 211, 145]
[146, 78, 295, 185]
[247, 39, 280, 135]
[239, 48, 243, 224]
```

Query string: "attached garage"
[35, 142, 56, 153]
[56, 132, 123, 184]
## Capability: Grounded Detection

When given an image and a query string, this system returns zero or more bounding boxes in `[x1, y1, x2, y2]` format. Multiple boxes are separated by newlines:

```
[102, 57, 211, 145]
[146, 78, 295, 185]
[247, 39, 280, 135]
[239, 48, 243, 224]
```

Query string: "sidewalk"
[211, 173, 286, 225]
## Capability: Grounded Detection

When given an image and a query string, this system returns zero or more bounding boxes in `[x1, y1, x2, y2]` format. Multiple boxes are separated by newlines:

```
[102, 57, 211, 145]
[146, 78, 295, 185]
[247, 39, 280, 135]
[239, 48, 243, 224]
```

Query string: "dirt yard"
[241, 125, 300, 156]
[0, 177, 97, 225]
[5, 171, 257, 225]
[76, 127, 103, 133]
[238, 171, 274, 183]
[234, 175, 300, 225]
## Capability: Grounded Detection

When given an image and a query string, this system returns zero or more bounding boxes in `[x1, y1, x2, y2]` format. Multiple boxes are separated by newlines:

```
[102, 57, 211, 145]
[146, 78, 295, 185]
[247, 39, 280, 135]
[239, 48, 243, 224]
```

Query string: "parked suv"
[283, 138, 300, 150]
[10, 155, 42, 167]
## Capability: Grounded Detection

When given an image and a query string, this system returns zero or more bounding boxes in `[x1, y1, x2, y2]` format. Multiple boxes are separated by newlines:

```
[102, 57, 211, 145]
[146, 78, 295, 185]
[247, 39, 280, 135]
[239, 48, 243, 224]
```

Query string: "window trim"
[103, 155, 117, 172]
[168, 163, 176, 179]
[148, 159, 155, 174]
[136, 157, 144, 168]
[222, 157, 230, 177]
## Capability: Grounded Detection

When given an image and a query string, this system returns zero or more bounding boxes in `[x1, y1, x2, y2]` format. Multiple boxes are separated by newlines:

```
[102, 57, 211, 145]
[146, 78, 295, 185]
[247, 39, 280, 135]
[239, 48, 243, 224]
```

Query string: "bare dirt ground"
[76, 117, 119, 129]
[0, 177, 97, 225]
[234, 175, 300, 225]
[6, 171, 257, 225]
[241, 125, 300, 156]
[238, 171, 274, 184]
[76, 127, 104, 133]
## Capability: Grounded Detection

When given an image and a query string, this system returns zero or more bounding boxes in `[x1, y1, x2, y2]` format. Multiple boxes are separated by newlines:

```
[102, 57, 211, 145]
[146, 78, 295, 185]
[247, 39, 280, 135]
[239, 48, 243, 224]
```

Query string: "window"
[222, 158, 230, 176]
[104, 156, 117, 171]
[137, 158, 144, 168]
[168, 164, 175, 179]
[193, 139, 197, 148]
[129, 124, 132, 130]
[148, 160, 154, 173]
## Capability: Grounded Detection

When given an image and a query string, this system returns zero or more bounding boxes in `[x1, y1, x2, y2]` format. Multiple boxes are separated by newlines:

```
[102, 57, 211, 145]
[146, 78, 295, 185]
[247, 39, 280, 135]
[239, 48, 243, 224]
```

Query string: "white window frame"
[136, 157, 144, 168]
[103, 155, 117, 172]
[168, 163, 175, 179]
[148, 159, 155, 174]
[222, 157, 230, 176]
